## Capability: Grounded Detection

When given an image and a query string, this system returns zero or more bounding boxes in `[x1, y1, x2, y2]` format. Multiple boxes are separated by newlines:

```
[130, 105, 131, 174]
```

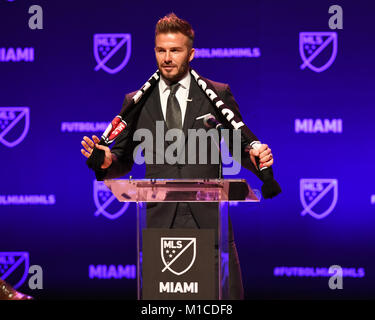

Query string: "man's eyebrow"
[155, 46, 183, 50]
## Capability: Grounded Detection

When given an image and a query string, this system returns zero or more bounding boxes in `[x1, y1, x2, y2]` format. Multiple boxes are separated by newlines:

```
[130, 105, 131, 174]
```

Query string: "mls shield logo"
[93, 180, 130, 220]
[93, 33, 131, 74]
[299, 32, 338, 73]
[161, 237, 196, 276]
[0, 252, 29, 289]
[300, 179, 338, 219]
[0, 107, 30, 148]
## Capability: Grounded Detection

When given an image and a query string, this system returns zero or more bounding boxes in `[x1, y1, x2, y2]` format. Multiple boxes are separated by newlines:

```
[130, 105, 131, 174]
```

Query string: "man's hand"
[80, 135, 113, 169]
[249, 144, 273, 170]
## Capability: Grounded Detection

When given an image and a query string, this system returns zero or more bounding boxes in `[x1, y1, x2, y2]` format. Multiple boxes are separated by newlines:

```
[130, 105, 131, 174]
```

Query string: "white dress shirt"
[158, 71, 191, 127]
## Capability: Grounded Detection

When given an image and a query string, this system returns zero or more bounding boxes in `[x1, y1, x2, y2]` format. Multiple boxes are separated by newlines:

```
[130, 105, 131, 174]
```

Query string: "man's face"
[155, 32, 195, 84]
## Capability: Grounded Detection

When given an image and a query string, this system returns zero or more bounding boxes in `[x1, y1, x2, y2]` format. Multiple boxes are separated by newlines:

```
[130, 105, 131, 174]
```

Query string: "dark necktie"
[166, 83, 182, 130]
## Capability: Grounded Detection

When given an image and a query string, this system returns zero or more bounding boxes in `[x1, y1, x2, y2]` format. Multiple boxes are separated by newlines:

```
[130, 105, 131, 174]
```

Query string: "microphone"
[203, 114, 224, 130]
[203, 114, 223, 179]
[204, 116, 281, 199]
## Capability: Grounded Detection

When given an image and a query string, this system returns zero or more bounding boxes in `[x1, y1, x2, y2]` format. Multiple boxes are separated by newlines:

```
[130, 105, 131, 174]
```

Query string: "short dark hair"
[155, 13, 195, 48]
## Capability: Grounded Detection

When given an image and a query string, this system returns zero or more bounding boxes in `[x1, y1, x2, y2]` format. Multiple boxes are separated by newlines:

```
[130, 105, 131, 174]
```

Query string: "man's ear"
[189, 48, 195, 62]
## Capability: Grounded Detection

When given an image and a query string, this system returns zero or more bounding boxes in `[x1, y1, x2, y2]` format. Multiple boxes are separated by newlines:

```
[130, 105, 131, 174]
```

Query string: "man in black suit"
[81, 13, 274, 299]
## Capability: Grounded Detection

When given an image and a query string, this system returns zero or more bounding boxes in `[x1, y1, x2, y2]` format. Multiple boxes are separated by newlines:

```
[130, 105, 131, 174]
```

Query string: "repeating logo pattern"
[0, 107, 30, 148]
[299, 32, 337, 72]
[0, 252, 29, 289]
[93, 33, 131, 74]
[161, 237, 196, 276]
[300, 179, 338, 219]
[93, 180, 130, 220]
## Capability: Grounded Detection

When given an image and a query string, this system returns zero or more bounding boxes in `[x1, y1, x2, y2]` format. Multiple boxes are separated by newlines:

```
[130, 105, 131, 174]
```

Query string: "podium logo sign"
[0, 107, 30, 148]
[300, 179, 338, 219]
[161, 238, 196, 276]
[0, 252, 29, 289]
[143, 229, 215, 299]
[299, 32, 337, 73]
[93, 34, 131, 74]
[93, 180, 130, 220]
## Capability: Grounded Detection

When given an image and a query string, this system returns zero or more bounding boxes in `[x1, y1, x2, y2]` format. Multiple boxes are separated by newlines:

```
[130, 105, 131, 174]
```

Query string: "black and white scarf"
[86, 68, 281, 198]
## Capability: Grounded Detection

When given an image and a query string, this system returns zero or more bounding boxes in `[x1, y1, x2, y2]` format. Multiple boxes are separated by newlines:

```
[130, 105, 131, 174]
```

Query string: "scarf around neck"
[86, 68, 281, 198]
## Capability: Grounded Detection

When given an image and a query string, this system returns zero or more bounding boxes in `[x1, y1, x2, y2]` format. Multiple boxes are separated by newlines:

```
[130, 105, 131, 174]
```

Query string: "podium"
[104, 178, 260, 300]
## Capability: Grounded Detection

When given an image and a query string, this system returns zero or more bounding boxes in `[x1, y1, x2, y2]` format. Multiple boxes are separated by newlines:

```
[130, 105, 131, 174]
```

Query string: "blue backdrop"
[1, 0, 374, 299]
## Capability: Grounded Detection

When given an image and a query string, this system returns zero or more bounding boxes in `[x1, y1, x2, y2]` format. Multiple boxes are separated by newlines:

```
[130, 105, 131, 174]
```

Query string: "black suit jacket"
[96, 76, 261, 229]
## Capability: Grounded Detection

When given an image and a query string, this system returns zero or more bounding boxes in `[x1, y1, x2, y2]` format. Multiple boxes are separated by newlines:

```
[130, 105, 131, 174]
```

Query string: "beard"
[158, 58, 190, 84]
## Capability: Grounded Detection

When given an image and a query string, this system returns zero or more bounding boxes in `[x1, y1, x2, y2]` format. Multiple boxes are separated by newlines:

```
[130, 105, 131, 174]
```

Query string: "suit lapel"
[143, 85, 165, 125]
[182, 77, 204, 138]
[143, 84, 175, 147]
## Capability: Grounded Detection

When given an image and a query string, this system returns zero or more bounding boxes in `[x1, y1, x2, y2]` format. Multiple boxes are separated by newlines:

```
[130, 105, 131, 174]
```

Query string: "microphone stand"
[218, 127, 222, 180]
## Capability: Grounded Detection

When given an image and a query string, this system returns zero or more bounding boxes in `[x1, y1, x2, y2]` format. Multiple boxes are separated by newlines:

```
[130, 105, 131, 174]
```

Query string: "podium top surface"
[104, 179, 260, 202]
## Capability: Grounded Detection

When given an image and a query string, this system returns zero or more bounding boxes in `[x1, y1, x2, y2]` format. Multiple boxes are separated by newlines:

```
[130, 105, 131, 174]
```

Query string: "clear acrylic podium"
[104, 178, 260, 300]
